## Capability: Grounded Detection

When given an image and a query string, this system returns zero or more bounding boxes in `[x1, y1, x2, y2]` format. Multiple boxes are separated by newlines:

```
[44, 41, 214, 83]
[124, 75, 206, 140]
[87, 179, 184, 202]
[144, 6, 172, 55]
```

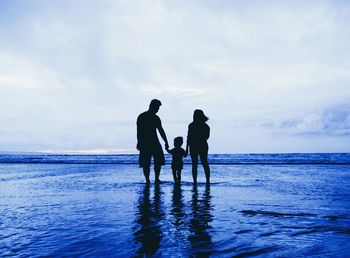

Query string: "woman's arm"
[136, 116, 141, 150]
[186, 124, 192, 148]
[183, 148, 188, 157]
[205, 124, 210, 140]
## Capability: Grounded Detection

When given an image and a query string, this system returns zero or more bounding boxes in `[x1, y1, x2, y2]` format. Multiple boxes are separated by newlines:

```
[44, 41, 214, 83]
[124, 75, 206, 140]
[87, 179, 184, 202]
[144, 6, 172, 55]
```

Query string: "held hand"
[165, 142, 169, 149]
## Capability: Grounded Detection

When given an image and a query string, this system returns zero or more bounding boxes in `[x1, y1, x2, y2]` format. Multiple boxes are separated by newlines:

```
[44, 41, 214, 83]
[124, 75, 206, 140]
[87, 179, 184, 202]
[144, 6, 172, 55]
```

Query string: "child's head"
[174, 136, 183, 148]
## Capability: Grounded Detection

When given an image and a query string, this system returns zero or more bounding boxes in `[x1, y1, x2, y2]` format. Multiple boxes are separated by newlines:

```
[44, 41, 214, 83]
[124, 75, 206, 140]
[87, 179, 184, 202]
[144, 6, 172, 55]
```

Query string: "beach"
[1, 156, 350, 257]
[2, 1, 350, 256]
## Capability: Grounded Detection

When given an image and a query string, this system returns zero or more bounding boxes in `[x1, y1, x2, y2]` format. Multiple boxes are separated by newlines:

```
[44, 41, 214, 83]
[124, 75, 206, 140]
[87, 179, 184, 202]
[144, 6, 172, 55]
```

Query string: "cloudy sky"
[0, 0, 349, 153]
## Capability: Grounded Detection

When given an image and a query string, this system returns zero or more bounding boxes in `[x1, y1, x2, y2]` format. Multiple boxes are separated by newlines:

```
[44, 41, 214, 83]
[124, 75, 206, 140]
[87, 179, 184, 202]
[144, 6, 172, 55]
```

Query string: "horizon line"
[0, 150, 349, 155]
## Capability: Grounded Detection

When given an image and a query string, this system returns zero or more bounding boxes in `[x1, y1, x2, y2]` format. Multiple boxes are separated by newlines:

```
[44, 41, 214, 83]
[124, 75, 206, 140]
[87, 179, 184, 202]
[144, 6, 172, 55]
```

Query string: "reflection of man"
[137, 99, 169, 183]
[133, 183, 163, 256]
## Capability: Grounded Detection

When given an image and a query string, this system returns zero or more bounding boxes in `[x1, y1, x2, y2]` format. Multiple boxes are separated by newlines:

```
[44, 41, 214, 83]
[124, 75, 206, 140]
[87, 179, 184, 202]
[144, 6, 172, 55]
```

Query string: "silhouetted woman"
[187, 109, 210, 184]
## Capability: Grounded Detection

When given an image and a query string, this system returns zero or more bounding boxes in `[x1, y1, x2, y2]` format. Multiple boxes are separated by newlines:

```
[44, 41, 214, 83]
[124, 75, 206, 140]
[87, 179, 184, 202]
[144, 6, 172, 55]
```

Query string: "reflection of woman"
[188, 184, 213, 256]
[187, 110, 211, 183]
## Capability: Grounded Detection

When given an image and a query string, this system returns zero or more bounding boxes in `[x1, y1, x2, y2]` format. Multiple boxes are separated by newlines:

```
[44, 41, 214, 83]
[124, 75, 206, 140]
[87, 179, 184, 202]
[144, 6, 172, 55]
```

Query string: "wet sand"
[1, 163, 350, 257]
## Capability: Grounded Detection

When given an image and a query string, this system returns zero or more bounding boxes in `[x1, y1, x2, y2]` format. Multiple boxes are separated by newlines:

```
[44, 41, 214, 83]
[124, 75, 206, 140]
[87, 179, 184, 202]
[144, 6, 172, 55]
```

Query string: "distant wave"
[0, 153, 349, 164]
[240, 210, 317, 217]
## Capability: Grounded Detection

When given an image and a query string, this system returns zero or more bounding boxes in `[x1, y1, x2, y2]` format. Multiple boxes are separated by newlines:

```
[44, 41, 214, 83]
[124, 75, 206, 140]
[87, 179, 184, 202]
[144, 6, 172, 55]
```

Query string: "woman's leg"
[190, 152, 198, 184]
[200, 151, 210, 183]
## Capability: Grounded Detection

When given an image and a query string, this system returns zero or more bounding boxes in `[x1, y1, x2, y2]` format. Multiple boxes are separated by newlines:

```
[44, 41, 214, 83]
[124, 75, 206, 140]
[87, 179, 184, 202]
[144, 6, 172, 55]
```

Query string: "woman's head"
[193, 109, 208, 123]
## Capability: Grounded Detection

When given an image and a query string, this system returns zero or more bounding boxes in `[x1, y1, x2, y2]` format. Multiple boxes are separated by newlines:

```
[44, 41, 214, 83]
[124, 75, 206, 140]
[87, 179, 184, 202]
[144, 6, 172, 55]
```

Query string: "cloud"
[0, 0, 350, 152]
[273, 105, 350, 136]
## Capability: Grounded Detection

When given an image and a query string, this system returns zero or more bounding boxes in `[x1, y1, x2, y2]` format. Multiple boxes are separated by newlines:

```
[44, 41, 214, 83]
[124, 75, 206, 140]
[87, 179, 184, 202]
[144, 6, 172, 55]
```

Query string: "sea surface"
[0, 153, 350, 257]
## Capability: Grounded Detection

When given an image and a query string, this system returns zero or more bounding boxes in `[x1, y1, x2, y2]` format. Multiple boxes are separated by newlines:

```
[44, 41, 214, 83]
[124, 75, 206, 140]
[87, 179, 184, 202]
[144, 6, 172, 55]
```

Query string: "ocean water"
[1, 153, 350, 164]
[0, 154, 350, 257]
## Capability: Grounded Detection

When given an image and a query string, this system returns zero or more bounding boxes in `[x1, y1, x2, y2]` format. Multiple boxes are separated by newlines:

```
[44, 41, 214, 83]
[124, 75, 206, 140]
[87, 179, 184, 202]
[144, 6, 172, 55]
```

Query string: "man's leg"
[154, 164, 161, 182]
[143, 166, 151, 183]
[154, 145, 165, 183]
[140, 149, 151, 183]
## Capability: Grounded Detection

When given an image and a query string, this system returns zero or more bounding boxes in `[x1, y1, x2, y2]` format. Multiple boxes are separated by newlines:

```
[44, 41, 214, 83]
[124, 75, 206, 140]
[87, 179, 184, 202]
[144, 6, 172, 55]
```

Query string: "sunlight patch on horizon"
[39, 148, 137, 154]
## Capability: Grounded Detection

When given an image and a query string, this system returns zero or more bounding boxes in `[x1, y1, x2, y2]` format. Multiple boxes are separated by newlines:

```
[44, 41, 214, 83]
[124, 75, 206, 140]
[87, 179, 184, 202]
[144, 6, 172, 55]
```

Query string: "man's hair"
[149, 99, 162, 109]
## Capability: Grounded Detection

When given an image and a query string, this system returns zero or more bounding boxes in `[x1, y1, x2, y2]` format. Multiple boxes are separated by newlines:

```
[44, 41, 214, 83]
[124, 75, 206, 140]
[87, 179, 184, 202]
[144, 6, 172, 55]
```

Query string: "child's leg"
[172, 168, 177, 182]
[177, 169, 182, 183]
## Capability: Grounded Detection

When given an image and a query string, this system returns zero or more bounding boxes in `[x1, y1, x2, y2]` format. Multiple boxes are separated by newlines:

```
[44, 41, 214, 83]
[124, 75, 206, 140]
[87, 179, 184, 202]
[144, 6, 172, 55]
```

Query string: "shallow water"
[0, 163, 350, 257]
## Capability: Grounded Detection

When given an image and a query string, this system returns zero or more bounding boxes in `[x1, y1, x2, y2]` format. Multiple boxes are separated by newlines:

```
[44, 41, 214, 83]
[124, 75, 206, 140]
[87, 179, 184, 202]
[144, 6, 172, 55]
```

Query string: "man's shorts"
[139, 144, 165, 168]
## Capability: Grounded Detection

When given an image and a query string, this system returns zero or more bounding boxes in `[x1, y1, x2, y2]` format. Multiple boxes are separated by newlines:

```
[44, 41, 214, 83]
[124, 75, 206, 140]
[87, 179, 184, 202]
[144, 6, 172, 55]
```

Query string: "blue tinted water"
[0, 153, 350, 164]
[0, 154, 350, 257]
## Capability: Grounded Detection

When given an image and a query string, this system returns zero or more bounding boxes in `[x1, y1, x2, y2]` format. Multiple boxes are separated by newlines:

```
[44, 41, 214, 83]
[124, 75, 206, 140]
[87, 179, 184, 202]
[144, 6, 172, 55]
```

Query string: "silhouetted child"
[166, 136, 188, 183]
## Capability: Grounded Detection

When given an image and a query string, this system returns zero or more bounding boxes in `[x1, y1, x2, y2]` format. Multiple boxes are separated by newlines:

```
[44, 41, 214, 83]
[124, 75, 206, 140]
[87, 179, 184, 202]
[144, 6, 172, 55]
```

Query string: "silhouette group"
[137, 99, 211, 184]
[134, 182, 212, 256]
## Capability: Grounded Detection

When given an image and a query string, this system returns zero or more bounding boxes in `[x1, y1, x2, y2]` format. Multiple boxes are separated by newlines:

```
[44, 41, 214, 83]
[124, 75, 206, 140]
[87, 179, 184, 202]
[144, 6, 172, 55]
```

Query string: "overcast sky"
[0, 0, 349, 153]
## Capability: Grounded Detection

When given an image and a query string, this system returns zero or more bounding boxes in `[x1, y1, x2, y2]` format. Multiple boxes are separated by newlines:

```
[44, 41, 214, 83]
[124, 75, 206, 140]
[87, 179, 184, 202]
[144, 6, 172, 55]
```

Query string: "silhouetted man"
[137, 99, 169, 183]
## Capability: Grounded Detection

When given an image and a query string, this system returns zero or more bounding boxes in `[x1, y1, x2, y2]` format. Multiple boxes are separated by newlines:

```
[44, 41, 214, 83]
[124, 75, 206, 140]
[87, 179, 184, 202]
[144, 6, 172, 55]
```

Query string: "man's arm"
[157, 120, 169, 149]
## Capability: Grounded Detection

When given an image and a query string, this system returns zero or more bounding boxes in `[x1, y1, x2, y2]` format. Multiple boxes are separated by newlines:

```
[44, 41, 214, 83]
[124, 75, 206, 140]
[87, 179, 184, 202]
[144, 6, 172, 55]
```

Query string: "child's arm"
[165, 147, 172, 154]
[183, 148, 188, 157]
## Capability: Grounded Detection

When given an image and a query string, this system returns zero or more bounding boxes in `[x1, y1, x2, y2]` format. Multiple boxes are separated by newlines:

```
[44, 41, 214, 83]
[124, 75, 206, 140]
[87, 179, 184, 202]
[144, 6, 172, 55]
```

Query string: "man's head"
[149, 99, 162, 114]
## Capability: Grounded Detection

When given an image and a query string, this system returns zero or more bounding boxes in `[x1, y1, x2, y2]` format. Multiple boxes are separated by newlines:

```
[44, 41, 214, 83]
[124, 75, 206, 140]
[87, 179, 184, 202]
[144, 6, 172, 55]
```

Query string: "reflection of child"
[166, 136, 188, 183]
